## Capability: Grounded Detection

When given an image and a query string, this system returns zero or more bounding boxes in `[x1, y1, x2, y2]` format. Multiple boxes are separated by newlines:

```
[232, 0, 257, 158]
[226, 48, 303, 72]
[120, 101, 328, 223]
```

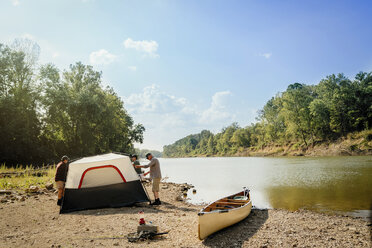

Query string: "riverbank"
[163, 130, 372, 158]
[0, 182, 370, 247]
[239, 131, 372, 157]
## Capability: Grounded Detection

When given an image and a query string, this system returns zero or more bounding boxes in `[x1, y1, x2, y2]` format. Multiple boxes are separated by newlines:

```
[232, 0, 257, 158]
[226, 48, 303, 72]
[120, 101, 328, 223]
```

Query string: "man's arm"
[55, 162, 62, 174]
[136, 159, 155, 169]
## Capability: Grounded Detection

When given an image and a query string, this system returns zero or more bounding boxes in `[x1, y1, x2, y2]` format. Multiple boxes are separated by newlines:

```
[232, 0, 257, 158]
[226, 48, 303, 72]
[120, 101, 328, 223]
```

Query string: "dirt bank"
[235, 131, 372, 157]
[0, 182, 370, 247]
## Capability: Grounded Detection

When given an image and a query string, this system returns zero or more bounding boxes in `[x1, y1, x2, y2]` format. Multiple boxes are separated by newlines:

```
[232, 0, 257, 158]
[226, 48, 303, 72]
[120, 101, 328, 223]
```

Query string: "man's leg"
[150, 178, 161, 205]
[56, 181, 65, 206]
[154, 191, 159, 200]
[58, 188, 63, 199]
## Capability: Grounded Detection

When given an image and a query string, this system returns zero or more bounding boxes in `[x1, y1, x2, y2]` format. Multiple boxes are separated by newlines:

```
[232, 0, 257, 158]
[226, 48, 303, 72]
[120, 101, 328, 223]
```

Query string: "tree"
[0, 41, 146, 166]
[351, 72, 372, 130]
[215, 123, 239, 154]
[40, 62, 144, 158]
[309, 98, 331, 140]
[281, 83, 315, 147]
[259, 95, 286, 144]
[206, 135, 215, 155]
[0, 43, 41, 165]
[231, 128, 251, 148]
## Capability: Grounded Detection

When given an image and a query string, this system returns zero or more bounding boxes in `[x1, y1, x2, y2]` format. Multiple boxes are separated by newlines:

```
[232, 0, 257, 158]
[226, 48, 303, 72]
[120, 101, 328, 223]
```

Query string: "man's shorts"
[152, 178, 161, 192]
[55, 181, 65, 190]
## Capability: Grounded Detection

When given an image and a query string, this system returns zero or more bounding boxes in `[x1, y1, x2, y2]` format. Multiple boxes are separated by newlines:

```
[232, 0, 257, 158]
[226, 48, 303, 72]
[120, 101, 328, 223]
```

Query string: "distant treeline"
[134, 148, 162, 158]
[0, 40, 144, 166]
[163, 72, 372, 157]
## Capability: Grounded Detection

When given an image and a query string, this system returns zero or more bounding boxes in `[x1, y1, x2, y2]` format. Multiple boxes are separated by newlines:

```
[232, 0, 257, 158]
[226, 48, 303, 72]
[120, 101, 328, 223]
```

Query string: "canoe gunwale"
[198, 199, 252, 215]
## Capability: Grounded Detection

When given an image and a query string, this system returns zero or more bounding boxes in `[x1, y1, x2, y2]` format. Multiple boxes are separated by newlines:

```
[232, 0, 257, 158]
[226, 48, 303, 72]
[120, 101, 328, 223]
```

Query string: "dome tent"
[60, 153, 150, 213]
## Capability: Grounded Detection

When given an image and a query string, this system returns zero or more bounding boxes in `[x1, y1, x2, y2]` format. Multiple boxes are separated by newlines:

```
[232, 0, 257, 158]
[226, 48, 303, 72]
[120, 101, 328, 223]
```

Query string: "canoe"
[198, 189, 252, 240]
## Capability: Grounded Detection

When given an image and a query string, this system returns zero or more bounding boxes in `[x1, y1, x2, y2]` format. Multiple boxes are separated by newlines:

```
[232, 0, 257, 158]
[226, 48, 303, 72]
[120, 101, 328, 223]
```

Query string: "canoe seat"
[211, 206, 229, 209]
[216, 205, 234, 208]
[225, 199, 249, 202]
[216, 201, 245, 205]
[209, 207, 235, 212]
[206, 205, 237, 211]
[225, 200, 248, 204]
[233, 196, 248, 200]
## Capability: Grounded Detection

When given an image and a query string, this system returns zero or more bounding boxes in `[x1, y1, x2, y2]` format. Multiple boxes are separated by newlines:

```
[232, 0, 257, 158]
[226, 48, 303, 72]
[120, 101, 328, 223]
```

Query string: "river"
[153, 156, 372, 219]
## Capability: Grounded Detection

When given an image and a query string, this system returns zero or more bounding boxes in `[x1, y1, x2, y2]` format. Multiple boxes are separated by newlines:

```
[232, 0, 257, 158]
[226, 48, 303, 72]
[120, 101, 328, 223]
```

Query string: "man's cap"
[145, 153, 152, 158]
[61, 155, 69, 161]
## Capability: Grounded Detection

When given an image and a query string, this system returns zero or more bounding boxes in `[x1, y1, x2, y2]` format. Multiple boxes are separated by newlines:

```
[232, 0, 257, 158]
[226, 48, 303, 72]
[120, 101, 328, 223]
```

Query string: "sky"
[1, 0, 372, 151]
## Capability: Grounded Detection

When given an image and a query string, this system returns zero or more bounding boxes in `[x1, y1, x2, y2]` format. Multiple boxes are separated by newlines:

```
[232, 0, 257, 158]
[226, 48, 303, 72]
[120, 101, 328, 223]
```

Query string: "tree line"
[0, 40, 144, 166]
[133, 148, 162, 158]
[163, 72, 372, 157]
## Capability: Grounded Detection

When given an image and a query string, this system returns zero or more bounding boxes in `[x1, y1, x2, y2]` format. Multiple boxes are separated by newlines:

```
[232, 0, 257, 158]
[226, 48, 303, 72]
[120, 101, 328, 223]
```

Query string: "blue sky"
[1, 0, 372, 150]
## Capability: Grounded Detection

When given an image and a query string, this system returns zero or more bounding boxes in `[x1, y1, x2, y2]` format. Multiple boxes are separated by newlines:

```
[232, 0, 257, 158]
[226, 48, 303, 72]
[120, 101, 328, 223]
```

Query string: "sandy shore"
[0, 182, 370, 248]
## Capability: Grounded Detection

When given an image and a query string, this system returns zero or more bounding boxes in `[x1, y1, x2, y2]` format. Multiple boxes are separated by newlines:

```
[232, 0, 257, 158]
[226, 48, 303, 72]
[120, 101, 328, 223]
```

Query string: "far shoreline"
[161, 153, 372, 159]
[162, 142, 372, 158]
[162, 130, 372, 158]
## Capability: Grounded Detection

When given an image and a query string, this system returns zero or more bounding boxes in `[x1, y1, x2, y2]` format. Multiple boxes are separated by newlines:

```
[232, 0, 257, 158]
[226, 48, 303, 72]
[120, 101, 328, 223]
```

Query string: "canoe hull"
[198, 191, 252, 240]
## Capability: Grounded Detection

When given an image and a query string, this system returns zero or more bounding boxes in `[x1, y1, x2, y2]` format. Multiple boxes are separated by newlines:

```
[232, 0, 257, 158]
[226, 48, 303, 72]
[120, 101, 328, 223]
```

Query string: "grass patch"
[0, 164, 55, 190]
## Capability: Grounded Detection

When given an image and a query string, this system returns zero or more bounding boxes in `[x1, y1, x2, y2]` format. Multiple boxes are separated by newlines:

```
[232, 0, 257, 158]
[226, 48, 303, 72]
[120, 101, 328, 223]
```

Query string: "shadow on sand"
[161, 201, 197, 213]
[62, 201, 196, 216]
[202, 209, 268, 247]
[62, 202, 169, 216]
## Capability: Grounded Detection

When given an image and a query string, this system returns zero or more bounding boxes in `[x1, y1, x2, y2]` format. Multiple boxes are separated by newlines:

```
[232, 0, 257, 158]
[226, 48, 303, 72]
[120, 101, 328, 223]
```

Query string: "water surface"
[155, 156, 372, 219]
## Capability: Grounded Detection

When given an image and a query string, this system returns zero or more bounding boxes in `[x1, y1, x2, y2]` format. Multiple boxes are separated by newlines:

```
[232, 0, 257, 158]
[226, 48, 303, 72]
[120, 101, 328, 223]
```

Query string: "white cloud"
[123, 38, 159, 57]
[89, 49, 116, 65]
[22, 33, 34, 40]
[259, 53, 272, 59]
[52, 52, 60, 58]
[199, 91, 235, 124]
[124, 85, 238, 150]
[124, 84, 193, 150]
[128, 66, 137, 71]
[126, 84, 188, 115]
[11, 0, 20, 6]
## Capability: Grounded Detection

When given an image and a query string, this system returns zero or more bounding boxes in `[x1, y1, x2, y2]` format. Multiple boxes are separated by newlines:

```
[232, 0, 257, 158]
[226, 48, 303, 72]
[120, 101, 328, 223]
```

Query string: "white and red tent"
[60, 153, 149, 213]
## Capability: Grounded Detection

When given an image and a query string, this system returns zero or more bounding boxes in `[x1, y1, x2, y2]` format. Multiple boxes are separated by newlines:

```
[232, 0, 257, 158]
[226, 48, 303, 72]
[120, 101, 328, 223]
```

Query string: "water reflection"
[158, 156, 372, 218]
[265, 160, 372, 214]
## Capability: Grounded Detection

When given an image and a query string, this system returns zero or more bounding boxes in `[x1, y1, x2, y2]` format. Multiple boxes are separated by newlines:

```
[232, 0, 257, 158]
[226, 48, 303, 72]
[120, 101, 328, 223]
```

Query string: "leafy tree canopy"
[0, 41, 144, 165]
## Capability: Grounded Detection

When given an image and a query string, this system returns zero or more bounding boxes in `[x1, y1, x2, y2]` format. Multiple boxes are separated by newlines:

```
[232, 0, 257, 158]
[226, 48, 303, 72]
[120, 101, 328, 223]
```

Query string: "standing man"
[136, 153, 162, 205]
[55, 155, 69, 206]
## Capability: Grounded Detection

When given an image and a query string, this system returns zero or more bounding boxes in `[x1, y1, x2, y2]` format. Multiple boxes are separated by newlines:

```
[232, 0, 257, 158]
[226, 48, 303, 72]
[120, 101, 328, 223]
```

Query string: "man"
[131, 155, 142, 174]
[55, 155, 69, 206]
[136, 153, 162, 205]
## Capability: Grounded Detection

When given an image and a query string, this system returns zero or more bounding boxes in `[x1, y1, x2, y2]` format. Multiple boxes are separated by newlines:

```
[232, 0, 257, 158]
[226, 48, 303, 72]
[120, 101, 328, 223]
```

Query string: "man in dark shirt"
[55, 155, 69, 206]
[131, 155, 142, 174]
